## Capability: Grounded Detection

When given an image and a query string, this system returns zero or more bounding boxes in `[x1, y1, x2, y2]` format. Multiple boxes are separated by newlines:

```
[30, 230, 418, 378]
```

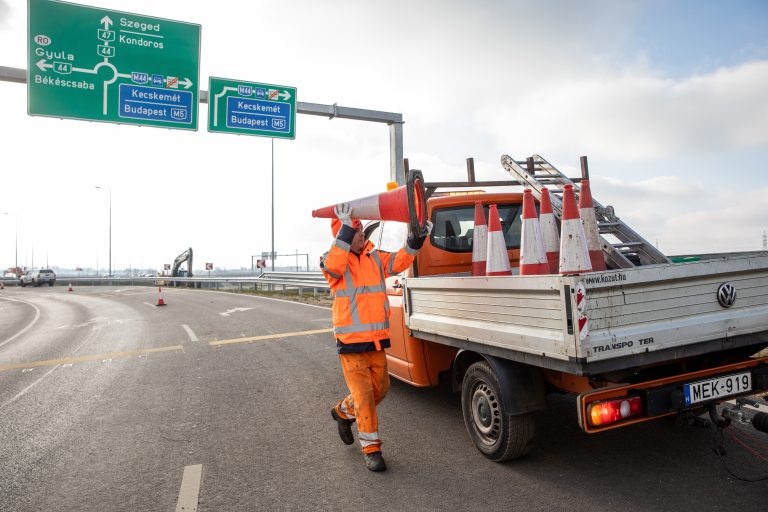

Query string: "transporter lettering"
[593, 340, 634, 353]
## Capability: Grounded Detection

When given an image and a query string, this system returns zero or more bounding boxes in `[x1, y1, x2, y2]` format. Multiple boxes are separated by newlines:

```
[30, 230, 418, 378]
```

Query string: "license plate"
[683, 372, 752, 406]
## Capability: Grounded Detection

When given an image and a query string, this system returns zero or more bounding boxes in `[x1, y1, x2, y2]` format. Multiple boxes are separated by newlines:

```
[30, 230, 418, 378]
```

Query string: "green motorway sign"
[27, 0, 201, 130]
[208, 77, 296, 139]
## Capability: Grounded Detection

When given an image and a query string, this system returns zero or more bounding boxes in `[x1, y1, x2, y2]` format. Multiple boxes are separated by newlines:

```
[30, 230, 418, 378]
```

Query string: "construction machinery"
[172, 248, 193, 278]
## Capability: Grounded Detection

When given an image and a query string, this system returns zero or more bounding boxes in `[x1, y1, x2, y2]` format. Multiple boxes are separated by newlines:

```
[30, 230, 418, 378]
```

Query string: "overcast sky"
[1, 0, 767, 273]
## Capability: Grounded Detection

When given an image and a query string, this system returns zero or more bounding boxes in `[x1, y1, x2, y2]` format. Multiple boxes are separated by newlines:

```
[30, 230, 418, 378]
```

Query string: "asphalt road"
[0, 286, 766, 511]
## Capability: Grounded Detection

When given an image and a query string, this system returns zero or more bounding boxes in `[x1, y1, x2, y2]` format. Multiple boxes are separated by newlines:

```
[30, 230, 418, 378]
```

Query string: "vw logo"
[717, 282, 737, 308]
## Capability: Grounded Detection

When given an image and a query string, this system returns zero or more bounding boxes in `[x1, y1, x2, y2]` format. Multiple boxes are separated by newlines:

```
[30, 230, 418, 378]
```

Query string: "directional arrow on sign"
[180, 77, 193, 89]
[100, 16, 113, 29]
[280, 91, 291, 100]
[36, 59, 52, 72]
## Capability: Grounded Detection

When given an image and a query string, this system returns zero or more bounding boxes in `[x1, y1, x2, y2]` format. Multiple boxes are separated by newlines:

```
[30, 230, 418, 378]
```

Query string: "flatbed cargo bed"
[403, 253, 768, 375]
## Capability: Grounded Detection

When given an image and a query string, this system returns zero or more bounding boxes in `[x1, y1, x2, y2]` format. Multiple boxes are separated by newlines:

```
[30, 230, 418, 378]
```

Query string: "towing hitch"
[719, 397, 768, 434]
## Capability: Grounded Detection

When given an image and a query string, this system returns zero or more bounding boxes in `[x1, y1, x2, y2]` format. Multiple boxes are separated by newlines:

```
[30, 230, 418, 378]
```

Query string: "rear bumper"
[577, 357, 768, 433]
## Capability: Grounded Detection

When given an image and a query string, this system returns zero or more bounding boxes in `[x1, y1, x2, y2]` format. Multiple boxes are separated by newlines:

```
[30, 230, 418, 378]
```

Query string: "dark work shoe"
[364, 451, 387, 472]
[331, 408, 355, 445]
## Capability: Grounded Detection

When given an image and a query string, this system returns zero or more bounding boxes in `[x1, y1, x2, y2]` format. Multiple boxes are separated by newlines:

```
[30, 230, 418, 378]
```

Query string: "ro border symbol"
[207, 77, 296, 139]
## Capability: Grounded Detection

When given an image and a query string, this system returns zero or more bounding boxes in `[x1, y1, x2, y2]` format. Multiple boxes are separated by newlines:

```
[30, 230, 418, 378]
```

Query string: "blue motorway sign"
[208, 77, 296, 139]
[119, 84, 193, 124]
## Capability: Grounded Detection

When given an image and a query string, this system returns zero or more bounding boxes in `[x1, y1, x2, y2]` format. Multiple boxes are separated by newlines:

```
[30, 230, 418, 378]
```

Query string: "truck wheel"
[20, 281, 25, 288]
[48, 281, 54, 286]
[461, 360, 535, 462]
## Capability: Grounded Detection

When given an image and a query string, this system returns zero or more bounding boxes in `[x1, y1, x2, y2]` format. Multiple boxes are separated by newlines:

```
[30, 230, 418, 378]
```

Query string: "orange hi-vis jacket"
[321, 223, 417, 353]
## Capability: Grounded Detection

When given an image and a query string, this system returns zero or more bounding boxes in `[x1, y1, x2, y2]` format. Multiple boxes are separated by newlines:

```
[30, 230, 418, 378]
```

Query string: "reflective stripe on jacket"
[320, 223, 417, 352]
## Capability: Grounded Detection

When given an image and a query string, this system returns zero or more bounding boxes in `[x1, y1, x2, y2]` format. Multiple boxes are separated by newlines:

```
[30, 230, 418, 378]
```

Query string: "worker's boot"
[331, 408, 354, 445]
[363, 451, 386, 472]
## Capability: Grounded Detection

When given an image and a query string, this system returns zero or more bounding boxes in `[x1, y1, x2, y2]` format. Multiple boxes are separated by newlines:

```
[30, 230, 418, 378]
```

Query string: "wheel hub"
[471, 383, 500, 442]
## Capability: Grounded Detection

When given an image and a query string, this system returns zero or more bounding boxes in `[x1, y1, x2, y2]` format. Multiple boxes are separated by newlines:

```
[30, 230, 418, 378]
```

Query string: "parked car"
[20, 269, 56, 287]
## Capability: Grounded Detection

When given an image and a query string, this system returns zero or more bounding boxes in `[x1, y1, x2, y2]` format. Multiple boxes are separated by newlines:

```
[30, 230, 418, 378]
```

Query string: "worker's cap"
[331, 218, 363, 237]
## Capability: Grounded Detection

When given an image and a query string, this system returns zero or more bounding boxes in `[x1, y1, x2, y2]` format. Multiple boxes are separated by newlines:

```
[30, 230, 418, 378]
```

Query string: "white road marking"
[175, 464, 203, 512]
[182, 324, 199, 342]
[0, 365, 59, 411]
[219, 307, 254, 317]
[143, 302, 157, 308]
[0, 297, 42, 348]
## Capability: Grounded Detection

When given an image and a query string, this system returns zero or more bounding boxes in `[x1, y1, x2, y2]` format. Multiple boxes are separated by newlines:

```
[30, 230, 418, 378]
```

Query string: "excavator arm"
[171, 248, 193, 277]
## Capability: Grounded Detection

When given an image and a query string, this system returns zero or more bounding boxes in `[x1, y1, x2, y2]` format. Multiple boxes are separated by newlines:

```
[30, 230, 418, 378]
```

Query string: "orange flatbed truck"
[377, 155, 768, 462]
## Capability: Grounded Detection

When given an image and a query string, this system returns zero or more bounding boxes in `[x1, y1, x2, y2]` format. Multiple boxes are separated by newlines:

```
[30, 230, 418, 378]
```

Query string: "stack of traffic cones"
[578, 180, 606, 271]
[68, 283, 73, 292]
[485, 205, 512, 276]
[559, 185, 593, 275]
[156, 286, 167, 306]
[539, 188, 560, 273]
[471, 202, 488, 276]
[519, 189, 550, 275]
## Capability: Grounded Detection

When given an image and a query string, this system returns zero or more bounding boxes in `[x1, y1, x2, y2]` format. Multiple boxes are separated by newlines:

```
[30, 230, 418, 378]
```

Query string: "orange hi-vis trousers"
[334, 350, 390, 454]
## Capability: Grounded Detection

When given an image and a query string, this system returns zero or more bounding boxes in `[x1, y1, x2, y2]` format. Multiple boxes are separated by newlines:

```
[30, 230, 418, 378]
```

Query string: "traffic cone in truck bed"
[485, 205, 512, 276]
[471, 201, 488, 276]
[539, 188, 560, 273]
[519, 189, 550, 275]
[559, 185, 592, 275]
[156, 287, 166, 306]
[578, 180, 607, 271]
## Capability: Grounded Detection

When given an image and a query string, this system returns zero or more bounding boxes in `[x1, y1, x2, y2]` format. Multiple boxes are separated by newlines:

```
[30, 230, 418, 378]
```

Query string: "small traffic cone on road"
[156, 286, 167, 306]
[68, 283, 73, 292]
[559, 185, 592, 275]
[0, 281, 4, 290]
[519, 189, 550, 275]
[471, 202, 488, 276]
[578, 180, 607, 271]
[486, 205, 512, 276]
[539, 188, 560, 273]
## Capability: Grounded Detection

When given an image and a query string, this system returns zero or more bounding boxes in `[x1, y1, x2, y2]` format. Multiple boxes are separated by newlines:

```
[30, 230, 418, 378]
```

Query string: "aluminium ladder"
[501, 154, 671, 269]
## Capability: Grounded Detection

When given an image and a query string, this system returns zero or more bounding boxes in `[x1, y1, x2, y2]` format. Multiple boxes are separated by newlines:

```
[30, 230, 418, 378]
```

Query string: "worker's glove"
[334, 203, 353, 227]
[407, 220, 433, 251]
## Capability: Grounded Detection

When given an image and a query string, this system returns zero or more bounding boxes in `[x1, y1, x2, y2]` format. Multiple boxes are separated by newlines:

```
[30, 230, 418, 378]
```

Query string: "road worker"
[321, 202, 432, 472]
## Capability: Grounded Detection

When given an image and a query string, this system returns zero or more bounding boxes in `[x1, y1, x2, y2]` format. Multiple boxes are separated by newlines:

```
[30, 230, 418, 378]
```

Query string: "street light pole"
[95, 186, 112, 277]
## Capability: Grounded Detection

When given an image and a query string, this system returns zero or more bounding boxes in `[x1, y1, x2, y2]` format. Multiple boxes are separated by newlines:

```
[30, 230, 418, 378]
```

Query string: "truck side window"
[431, 204, 523, 252]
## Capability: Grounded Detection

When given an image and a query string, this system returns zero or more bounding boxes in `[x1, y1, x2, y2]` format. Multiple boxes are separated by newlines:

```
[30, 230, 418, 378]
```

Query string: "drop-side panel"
[404, 275, 573, 360]
[580, 254, 768, 362]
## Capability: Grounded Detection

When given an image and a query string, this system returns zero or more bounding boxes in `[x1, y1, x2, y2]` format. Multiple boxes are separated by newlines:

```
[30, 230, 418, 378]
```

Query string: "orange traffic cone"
[578, 180, 606, 271]
[156, 286, 166, 306]
[559, 185, 592, 275]
[539, 188, 560, 273]
[471, 202, 488, 276]
[519, 189, 550, 275]
[485, 205, 512, 276]
[312, 170, 428, 235]
[68, 283, 73, 292]
[0, 281, 4, 290]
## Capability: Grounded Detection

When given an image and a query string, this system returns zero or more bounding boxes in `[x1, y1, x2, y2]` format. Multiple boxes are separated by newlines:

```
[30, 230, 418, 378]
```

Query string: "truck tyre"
[20, 281, 25, 288]
[48, 281, 54, 286]
[461, 360, 535, 462]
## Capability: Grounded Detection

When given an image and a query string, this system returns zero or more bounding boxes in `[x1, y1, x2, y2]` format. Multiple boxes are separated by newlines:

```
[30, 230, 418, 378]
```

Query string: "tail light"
[587, 396, 643, 427]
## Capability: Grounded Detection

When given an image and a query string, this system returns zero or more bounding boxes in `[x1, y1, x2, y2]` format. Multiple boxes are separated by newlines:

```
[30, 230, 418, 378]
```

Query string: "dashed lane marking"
[175, 464, 203, 512]
[143, 302, 158, 308]
[0, 328, 332, 374]
[182, 324, 199, 342]
[0, 345, 184, 373]
[209, 327, 333, 347]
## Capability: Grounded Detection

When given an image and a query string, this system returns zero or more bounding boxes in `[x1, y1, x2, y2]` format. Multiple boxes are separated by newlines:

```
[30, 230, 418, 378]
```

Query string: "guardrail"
[0, 272, 331, 296]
